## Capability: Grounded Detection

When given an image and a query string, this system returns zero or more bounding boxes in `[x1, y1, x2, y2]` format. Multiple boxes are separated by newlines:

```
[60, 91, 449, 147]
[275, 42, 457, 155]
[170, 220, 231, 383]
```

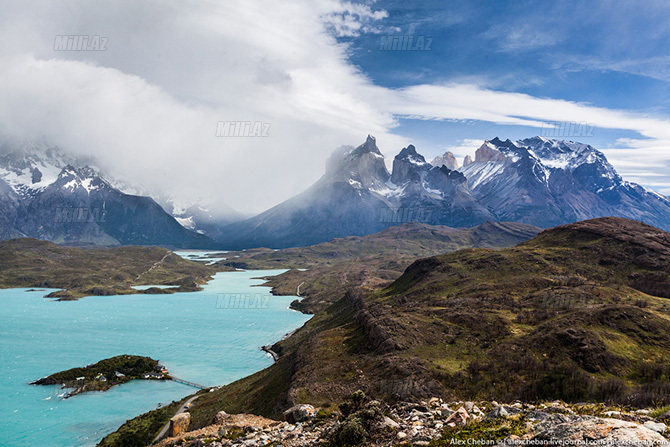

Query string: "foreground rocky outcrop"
[156, 394, 670, 447]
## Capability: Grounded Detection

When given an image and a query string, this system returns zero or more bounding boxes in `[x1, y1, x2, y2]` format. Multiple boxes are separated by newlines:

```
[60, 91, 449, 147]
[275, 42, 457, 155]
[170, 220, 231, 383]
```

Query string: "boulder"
[486, 406, 509, 419]
[643, 421, 667, 434]
[440, 408, 455, 418]
[526, 410, 550, 421]
[503, 405, 523, 415]
[169, 412, 190, 437]
[213, 410, 229, 425]
[445, 407, 470, 427]
[283, 404, 317, 423]
[382, 416, 400, 429]
[527, 415, 670, 446]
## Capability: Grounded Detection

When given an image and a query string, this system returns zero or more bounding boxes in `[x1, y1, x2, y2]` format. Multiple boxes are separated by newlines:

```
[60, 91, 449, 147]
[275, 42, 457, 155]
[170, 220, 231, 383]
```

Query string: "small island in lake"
[31, 355, 170, 398]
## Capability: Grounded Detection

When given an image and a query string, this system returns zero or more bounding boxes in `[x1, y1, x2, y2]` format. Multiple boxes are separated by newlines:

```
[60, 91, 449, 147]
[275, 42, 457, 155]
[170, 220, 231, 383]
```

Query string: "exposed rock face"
[475, 140, 507, 163]
[391, 145, 428, 185]
[155, 399, 670, 447]
[217, 135, 670, 249]
[431, 151, 459, 170]
[216, 136, 493, 249]
[325, 135, 390, 191]
[526, 414, 669, 445]
[283, 404, 317, 423]
[169, 412, 190, 437]
[463, 155, 473, 166]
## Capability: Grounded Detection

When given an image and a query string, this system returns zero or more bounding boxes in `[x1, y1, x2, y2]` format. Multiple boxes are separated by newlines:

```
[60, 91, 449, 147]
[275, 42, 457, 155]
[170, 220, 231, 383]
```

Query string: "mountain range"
[2, 135, 670, 250]
[0, 139, 213, 247]
[215, 135, 670, 249]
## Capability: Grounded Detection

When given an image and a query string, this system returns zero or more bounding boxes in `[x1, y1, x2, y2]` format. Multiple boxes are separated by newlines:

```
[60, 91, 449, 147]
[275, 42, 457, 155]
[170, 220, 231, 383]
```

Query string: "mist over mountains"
[0, 139, 212, 247]
[215, 135, 670, 249]
[2, 135, 670, 250]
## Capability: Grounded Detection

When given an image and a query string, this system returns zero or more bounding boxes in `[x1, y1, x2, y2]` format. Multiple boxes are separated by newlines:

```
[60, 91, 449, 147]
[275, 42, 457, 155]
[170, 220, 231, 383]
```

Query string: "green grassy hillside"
[0, 238, 215, 298]
[100, 217, 670, 445]
[185, 217, 670, 426]
[221, 221, 540, 313]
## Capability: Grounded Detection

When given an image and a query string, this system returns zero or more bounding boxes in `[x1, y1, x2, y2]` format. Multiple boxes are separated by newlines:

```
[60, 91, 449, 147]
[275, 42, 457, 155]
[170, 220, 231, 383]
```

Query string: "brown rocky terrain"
[156, 394, 670, 447]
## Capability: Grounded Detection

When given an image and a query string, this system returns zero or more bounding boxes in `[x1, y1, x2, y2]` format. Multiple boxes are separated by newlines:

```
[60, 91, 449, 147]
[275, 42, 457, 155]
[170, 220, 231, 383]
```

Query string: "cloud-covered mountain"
[0, 140, 214, 247]
[217, 136, 495, 249]
[217, 135, 670, 249]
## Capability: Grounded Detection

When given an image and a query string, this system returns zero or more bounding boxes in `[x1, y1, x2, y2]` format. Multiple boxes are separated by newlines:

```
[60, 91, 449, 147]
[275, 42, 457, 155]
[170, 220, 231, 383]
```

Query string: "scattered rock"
[486, 405, 509, 419]
[527, 410, 551, 421]
[382, 416, 399, 429]
[157, 401, 670, 447]
[440, 408, 455, 418]
[503, 405, 523, 415]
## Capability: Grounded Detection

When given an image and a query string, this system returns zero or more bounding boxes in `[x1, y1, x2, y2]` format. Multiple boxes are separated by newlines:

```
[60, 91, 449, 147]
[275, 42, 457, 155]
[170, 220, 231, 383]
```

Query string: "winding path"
[135, 252, 173, 281]
[153, 394, 201, 444]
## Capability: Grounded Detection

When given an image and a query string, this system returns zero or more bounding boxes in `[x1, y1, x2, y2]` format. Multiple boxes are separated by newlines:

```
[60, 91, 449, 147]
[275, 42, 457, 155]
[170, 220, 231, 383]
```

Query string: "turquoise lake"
[0, 269, 310, 447]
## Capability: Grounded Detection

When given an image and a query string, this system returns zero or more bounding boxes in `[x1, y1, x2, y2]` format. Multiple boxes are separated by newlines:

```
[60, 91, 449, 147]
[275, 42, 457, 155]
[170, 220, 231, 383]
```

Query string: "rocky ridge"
[217, 135, 670, 249]
[155, 395, 670, 447]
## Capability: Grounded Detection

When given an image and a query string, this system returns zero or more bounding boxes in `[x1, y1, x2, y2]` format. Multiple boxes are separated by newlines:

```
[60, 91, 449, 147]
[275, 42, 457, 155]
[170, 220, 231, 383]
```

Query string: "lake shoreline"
[0, 269, 311, 447]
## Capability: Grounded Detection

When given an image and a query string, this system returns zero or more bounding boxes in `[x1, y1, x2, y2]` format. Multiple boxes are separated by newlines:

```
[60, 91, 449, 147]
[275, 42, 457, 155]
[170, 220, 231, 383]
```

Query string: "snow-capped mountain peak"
[0, 138, 214, 247]
[55, 165, 109, 194]
[456, 136, 670, 229]
[323, 135, 390, 191]
[0, 141, 77, 196]
[516, 137, 611, 172]
[396, 144, 428, 166]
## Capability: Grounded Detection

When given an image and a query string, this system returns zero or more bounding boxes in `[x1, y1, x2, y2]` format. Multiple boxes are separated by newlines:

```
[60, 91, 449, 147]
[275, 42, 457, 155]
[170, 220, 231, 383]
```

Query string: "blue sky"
[345, 0, 670, 111]
[0, 0, 669, 213]
[332, 0, 670, 184]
